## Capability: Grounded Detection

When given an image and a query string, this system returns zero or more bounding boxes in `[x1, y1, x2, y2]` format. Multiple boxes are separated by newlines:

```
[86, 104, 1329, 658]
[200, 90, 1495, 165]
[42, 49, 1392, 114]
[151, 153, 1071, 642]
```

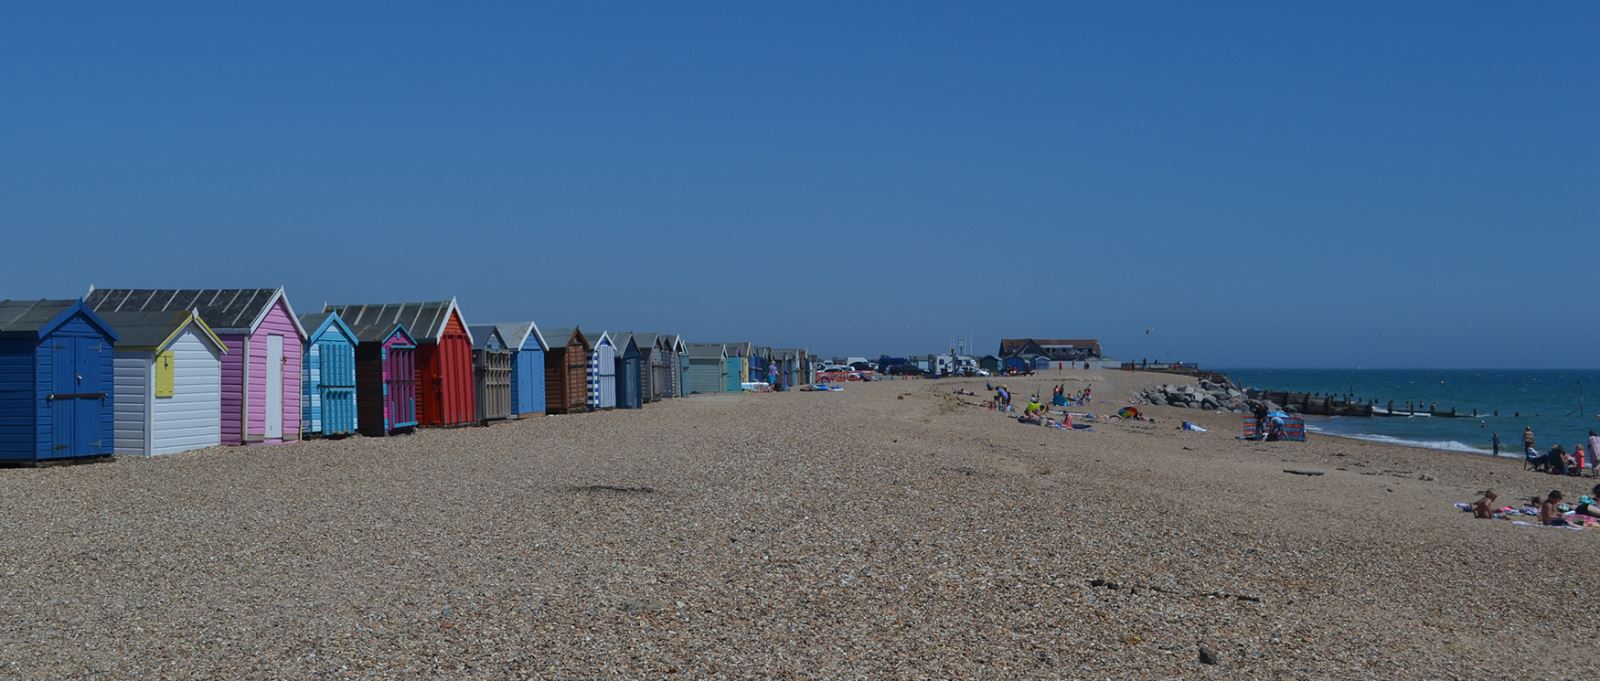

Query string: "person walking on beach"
[1491, 432, 1500, 457]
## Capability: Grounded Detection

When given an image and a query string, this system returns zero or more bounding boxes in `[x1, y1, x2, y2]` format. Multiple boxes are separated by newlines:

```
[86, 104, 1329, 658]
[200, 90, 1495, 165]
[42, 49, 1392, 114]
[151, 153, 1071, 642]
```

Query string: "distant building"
[998, 338, 1102, 362]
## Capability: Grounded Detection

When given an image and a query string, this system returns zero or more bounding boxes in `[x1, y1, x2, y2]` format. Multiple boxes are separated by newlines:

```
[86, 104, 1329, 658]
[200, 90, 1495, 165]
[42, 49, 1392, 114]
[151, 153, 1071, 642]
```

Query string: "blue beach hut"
[0, 299, 119, 463]
[299, 312, 360, 437]
[493, 321, 548, 418]
[614, 333, 643, 409]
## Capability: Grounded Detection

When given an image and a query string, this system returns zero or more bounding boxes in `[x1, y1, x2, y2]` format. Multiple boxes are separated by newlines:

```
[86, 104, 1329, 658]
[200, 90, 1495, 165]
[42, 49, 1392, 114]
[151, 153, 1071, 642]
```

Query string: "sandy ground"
[1, 369, 1595, 679]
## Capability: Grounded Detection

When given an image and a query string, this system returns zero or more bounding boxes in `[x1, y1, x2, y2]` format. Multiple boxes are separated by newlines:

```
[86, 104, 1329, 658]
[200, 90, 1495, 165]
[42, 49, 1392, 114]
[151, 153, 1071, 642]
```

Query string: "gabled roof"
[623, 332, 658, 357]
[541, 326, 591, 351]
[613, 332, 640, 355]
[669, 335, 686, 352]
[324, 298, 472, 345]
[0, 299, 119, 341]
[85, 287, 305, 339]
[467, 325, 506, 351]
[298, 312, 359, 345]
[99, 309, 225, 353]
[491, 322, 549, 352]
[686, 343, 727, 359]
[714, 342, 752, 357]
[589, 329, 613, 348]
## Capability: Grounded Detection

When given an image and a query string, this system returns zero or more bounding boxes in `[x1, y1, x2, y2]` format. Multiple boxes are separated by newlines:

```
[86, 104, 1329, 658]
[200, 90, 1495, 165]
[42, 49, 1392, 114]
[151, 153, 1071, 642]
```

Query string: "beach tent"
[613, 333, 643, 409]
[336, 320, 417, 437]
[99, 309, 226, 456]
[493, 321, 548, 418]
[684, 343, 728, 395]
[540, 327, 590, 414]
[298, 312, 360, 437]
[468, 325, 512, 423]
[88, 288, 307, 445]
[0, 300, 119, 463]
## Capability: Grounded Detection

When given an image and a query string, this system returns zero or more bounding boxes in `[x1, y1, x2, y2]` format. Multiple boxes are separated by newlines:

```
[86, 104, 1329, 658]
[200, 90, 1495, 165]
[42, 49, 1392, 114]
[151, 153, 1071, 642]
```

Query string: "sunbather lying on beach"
[1470, 490, 1498, 519]
[1576, 485, 1600, 519]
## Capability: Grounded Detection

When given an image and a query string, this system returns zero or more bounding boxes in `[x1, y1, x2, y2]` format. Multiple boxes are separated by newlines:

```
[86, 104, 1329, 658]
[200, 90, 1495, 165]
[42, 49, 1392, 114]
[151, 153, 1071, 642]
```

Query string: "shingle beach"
[2, 370, 1594, 679]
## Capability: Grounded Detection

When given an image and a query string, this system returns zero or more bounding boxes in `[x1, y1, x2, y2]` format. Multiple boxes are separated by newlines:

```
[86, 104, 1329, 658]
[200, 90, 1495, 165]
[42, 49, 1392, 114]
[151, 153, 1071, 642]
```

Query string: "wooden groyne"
[1245, 389, 1374, 417]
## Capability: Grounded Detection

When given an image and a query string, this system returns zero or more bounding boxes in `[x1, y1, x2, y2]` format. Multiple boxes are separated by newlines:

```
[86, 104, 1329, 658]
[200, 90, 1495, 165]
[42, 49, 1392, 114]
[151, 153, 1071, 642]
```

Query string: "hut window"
[155, 351, 175, 398]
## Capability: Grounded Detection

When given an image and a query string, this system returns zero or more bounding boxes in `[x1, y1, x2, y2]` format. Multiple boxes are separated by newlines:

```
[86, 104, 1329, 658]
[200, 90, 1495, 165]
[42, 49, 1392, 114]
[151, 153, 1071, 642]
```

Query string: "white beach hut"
[100, 309, 227, 456]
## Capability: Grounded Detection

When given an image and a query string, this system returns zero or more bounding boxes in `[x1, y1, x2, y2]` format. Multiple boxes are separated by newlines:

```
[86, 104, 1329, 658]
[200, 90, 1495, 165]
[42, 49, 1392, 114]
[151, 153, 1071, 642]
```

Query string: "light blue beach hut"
[299, 312, 360, 437]
[493, 321, 547, 418]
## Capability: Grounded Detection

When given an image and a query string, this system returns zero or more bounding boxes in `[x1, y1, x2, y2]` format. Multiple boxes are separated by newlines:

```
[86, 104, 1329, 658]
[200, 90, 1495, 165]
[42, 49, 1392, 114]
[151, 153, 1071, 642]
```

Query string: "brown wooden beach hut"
[541, 326, 590, 414]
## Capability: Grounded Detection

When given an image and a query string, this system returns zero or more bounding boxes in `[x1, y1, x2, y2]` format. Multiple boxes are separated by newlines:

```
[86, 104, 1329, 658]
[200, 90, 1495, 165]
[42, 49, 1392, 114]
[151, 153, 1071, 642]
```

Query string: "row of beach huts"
[0, 288, 814, 464]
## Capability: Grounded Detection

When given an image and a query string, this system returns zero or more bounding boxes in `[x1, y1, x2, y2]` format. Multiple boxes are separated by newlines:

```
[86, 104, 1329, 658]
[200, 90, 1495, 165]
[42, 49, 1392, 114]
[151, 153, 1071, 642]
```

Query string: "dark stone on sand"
[1283, 469, 1324, 476]
[1199, 645, 1219, 665]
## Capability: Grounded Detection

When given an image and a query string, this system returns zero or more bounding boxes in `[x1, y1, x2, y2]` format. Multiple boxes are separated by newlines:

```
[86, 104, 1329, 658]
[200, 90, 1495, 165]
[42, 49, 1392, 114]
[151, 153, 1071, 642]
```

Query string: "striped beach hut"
[0, 300, 119, 463]
[298, 312, 360, 437]
[336, 319, 417, 437]
[326, 300, 475, 428]
[661, 335, 686, 398]
[586, 330, 617, 410]
[540, 327, 590, 414]
[468, 325, 512, 423]
[492, 322, 547, 418]
[684, 343, 727, 395]
[87, 288, 307, 446]
[98, 309, 226, 457]
[613, 333, 643, 409]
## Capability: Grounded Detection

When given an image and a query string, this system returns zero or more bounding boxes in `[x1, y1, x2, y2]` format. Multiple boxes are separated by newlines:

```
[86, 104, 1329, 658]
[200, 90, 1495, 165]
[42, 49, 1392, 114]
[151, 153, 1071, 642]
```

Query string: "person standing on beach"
[1589, 431, 1600, 476]
[1491, 432, 1500, 457]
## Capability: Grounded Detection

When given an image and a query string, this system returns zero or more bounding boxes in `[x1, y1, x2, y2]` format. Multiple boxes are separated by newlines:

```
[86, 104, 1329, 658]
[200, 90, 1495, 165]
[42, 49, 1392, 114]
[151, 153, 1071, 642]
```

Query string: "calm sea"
[1221, 369, 1600, 457]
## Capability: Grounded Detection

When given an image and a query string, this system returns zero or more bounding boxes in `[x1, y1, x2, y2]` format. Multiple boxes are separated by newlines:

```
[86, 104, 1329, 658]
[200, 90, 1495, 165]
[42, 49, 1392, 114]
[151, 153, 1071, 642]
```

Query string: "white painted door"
[266, 335, 283, 439]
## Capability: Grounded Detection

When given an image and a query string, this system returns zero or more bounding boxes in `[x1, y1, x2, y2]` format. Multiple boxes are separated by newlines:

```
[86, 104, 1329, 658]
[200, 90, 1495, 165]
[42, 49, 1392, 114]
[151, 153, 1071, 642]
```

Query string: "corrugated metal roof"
[325, 300, 462, 343]
[0, 299, 77, 335]
[490, 322, 548, 352]
[85, 288, 303, 337]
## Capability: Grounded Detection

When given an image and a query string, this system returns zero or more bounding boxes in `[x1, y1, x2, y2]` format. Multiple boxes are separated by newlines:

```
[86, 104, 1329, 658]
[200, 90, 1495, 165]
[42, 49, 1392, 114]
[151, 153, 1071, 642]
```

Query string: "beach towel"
[1182, 421, 1207, 432]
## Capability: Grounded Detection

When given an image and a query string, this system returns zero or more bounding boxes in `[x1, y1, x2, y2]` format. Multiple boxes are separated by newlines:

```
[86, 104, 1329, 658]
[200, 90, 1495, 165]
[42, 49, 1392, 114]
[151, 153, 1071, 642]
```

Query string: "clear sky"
[2, 2, 1595, 368]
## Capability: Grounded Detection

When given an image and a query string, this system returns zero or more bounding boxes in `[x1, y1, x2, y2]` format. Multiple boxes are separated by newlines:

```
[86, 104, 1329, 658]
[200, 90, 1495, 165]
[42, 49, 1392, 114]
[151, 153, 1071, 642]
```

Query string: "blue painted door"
[47, 335, 108, 459]
[320, 340, 358, 435]
[513, 352, 536, 415]
[724, 358, 740, 392]
[48, 338, 76, 458]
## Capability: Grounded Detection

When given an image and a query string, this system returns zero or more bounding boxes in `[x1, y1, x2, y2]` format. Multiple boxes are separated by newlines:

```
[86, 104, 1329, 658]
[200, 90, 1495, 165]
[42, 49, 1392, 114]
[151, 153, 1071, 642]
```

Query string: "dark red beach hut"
[326, 299, 476, 428]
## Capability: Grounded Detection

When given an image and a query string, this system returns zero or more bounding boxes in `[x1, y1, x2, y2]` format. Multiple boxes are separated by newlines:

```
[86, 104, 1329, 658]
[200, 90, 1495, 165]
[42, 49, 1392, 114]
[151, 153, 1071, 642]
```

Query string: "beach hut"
[540, 327, 590, 414]
[748, 346, 771, 386]
[87, 288, 307, 446]
[978, 355, 1001, 374]
[626, 332, 659, 404]
[718, 342, 753, 384]
[663, 335, 686, 398]
[336, 319, 417, 437]
[468, 325, 512, 423]
[770, 348, 798, 389]
[684, 343, 728, 395]
[325, 300, 475, 428]
[493, 322, 548, 418]
[613, 333, 643, 409]
[646, 334, 672, 400]
[0, 300, 118, 463]
[98, 309, 226, 457]
[298, 312, 360, 437]
[587, 330, 617, 410]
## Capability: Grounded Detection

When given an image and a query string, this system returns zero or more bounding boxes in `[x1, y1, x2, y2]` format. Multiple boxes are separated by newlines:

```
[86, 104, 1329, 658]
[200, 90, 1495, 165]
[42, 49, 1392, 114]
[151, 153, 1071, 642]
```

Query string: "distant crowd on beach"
[1501, 427, 1600, 477]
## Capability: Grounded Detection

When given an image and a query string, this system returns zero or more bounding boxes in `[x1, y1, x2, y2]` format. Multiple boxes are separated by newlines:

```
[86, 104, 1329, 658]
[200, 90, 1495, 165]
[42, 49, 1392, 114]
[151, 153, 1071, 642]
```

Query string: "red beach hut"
[326, 299, 476, 428]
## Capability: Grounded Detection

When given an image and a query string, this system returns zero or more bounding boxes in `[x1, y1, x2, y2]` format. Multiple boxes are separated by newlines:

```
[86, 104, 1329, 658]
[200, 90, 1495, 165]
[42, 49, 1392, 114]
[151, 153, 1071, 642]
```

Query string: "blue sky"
[2, 2, 1595, 367]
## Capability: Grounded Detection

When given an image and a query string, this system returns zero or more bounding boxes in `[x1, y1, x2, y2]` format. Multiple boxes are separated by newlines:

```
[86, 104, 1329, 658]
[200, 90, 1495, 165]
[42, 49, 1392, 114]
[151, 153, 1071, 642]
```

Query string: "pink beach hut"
[86, 288, 308, 446]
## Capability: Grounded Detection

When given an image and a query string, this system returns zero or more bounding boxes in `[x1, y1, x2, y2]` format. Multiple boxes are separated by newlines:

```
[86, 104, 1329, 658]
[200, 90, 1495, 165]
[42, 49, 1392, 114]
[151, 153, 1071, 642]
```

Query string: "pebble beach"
[2, 369, 1595, 679]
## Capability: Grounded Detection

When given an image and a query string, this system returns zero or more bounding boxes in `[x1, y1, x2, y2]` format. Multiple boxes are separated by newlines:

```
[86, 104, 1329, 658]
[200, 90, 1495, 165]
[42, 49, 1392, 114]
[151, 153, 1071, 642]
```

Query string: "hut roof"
[324, 299, 471, 344]
[541, 327, 591, 351]
[492, 322, 549, 352]
[99, 309, 225, 352]
[0, 299, 119, 340]
[86, 287, 304, 338]
[467, 325, 506, 351]
[686, 343, 727, 359]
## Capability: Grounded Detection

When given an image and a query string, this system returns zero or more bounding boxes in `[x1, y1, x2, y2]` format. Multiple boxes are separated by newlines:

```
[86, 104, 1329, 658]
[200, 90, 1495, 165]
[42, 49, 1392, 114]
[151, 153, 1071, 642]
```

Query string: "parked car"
[848, 361, 875, 372]
[885, 364, 924, 376]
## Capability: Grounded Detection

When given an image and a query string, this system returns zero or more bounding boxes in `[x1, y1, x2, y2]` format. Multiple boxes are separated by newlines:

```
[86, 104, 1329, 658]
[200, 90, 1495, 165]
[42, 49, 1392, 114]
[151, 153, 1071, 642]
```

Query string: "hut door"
[266, 335, 284, 439]
[46, 336, 107, 458]
[387, 345, 417, 429]
[321, 342, 357, 435]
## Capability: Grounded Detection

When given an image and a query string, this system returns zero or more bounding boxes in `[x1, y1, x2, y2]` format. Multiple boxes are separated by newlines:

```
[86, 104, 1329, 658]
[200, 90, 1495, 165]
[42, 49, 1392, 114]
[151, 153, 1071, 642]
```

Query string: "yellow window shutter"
[155, 351, 175, 398]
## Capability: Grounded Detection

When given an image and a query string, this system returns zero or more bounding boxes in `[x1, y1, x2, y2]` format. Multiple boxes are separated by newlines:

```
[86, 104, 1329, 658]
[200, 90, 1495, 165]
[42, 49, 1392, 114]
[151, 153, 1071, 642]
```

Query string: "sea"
[1221, 369, 1600, 458]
